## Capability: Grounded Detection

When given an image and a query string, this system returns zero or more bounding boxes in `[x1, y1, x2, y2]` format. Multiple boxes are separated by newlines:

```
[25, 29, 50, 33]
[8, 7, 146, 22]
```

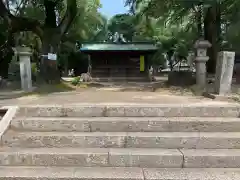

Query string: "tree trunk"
[204, 4, 221, 74]
[167, 50, 174, 71]
[0, 0, 78, 83]
[39, 0, 60, 83]
[216, 3, 221, 48]
[0, 45, 14, 79]
[0, 53, 11, 78]
[197, 3, 203, 37]
[40, 30, 60, 83]
[0, 32, 15, 78]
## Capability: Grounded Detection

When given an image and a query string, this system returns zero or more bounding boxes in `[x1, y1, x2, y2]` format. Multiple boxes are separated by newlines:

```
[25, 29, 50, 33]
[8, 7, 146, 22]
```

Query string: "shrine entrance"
[80, 43, 157, 81]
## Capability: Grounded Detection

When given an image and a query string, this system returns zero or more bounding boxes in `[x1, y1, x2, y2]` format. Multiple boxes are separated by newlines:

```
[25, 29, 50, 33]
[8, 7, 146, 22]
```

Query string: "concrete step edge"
[1, 149, 240, 168]
[143, 168, 240, 180]
[0, 147, 181, 154]
[17, 103, 240, 107]
[6, 131, 240, 137]
[11, 117, 240, 132]
[0, 148, 183, 168]
[1, 147, 240, 155]
[0, 167, 144, 180]
[4, 131, 240, 149]
[181, 149, 240, 168]
[1, 167, 240, 180]
[16, 104, 240, 117]
[14, 117, 240, 121]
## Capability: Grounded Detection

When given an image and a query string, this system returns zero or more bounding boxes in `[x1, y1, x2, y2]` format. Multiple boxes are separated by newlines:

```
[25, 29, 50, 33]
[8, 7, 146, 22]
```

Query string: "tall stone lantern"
[15, 46, 33, 92]
[194, 39, 212, 88]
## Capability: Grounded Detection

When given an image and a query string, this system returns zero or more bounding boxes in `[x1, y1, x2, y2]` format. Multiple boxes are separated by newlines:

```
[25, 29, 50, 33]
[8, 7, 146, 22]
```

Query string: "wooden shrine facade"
[80, 43, 158, 81]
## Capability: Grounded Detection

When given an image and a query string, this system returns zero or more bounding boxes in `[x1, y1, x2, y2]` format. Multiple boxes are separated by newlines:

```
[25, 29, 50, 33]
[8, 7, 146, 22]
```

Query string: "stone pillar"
[15, 47, 33, 92]
[194, 39, 211, 88]
[214, 51, 235, 95]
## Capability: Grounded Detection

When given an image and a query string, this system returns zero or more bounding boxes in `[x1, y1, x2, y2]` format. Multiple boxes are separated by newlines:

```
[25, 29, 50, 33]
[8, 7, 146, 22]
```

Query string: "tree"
[57, 0, 106, 75]
[107, 12, 158, 42]
[65, 1, 107, 43]
[0, 15, 14, 78]
[0, 0, 79, 83]
[126, 0, 240, 73]
[108, 13, 137, 41]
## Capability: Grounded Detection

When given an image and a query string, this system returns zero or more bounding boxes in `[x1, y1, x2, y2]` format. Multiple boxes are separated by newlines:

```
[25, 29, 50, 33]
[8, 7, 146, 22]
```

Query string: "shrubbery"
[71, 76, 80, 86]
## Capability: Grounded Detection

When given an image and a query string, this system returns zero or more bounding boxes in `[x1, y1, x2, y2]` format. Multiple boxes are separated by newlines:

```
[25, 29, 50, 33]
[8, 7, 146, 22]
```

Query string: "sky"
[99, 0, 129, 18]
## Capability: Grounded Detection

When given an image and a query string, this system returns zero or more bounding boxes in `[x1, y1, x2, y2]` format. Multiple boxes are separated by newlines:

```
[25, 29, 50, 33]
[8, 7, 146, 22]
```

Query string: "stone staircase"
[1, 104, 240, 179]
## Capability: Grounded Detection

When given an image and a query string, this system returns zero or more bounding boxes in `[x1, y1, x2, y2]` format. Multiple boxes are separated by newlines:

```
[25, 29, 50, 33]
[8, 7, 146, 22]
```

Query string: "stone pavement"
[0, 91, 236, 106]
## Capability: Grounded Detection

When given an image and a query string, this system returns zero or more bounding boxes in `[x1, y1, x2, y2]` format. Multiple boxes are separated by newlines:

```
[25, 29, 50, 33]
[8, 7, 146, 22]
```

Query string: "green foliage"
[0, 17, 10, 59]
[126, 0, 240, 52]
[108, 14, 137, 41]
[31, 63, 38, 82]
[66, 0, 107, 42]
[4, 0, 240, 79]
[56, 0, 107, 73]
[106, 4, 199, 66]
[8, 60, 20, 81]
[71, 76, 80, 86]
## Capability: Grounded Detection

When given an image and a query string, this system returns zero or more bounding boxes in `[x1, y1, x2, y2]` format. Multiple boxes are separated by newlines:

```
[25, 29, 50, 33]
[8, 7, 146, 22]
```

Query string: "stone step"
[181, 149, 240, 168]
[1, 167, 240, 180]
[3, 131, 240, 149]
[144, 168, 240, 180]
[0, 167, 144, 180]
[0, 148, 182, 168]
[16, 104, 240, 117]
[11, 117, 240, 132]
[0, 148, 240, 168]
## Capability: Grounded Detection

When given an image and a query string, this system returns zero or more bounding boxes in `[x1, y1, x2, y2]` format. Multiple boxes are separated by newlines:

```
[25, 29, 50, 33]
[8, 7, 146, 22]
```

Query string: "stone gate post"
[214, 51, 235, 95]
[15, 46, 33, 92]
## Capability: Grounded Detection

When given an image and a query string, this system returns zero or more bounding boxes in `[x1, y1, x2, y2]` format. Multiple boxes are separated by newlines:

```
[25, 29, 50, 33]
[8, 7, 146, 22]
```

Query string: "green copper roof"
[80, 43, 158, 52]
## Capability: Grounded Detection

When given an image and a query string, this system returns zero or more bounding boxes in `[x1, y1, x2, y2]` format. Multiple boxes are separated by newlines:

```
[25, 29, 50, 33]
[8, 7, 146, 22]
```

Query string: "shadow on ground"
[85, 81, 196, 96]
[30, 82, 74, 95]
[0, 81, 74, 100]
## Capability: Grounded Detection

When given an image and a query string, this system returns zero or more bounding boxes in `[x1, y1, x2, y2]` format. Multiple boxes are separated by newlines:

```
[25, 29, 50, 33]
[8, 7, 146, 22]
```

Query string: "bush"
[8, 62, 20, 81]
[31, 63, 38, 82]
[71, 76, 80, 86]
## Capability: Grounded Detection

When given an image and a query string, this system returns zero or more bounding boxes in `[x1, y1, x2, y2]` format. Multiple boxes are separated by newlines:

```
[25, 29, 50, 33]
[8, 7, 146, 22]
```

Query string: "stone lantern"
[194, 39, 211, 88]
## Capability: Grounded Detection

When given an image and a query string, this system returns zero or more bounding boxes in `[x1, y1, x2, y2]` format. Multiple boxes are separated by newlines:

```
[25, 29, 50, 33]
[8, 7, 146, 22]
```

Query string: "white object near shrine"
[214, 51, 235, 95]
[48, 53, 57, 61]
[15, 46, 33, 92]
[194, 39, 211, 88]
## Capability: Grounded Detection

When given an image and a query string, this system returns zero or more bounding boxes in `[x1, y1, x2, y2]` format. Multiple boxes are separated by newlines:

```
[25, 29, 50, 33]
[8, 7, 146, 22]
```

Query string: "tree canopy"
[1, 0, 240, 81]
[126, 0, 240, 72]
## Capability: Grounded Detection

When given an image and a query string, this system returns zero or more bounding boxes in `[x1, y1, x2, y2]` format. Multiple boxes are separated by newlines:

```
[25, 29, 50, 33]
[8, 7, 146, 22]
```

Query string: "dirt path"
[0, 79, 238, 106]
[0, 90, 236, 106]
